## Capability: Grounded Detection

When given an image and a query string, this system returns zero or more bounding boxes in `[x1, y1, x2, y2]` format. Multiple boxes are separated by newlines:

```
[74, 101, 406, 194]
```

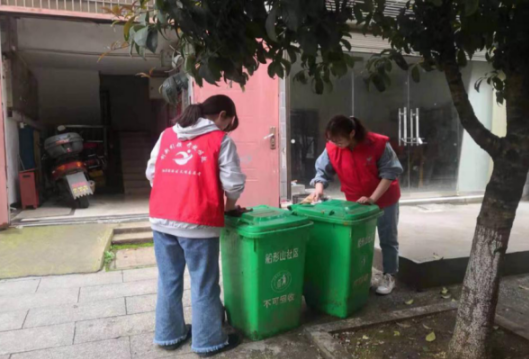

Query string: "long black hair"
[174, 95, 239, 132]
[325, 115, 368, 142]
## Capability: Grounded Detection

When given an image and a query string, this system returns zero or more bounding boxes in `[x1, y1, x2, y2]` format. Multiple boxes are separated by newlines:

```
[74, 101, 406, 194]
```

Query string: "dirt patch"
[333, 310, 529, 359]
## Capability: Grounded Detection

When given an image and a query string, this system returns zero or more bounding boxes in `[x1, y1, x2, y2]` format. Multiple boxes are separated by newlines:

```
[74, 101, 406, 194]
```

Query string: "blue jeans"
[377, 203, 400, 275]
[153, 231, 228, 353]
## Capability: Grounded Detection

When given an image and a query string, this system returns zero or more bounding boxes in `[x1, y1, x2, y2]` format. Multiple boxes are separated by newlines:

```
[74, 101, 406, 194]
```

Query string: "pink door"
[193, 68, 280, 207]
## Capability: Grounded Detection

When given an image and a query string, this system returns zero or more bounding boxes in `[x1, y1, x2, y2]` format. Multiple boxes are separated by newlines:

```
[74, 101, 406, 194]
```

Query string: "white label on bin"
[265, 248, 299, 265]
[263, 293, 296, 308]
[357, 234, 375, 248]
[271, 271, 292, 293]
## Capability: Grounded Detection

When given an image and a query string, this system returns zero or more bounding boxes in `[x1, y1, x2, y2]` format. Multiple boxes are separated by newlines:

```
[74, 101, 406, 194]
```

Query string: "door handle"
[265, 127, 276, 150]
[398, 108, 403, 147]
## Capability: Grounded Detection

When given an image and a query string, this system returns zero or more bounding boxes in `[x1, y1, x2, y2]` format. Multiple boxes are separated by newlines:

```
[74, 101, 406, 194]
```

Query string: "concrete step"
[114, 221, 151, 235]
[112, 232, 153, 245]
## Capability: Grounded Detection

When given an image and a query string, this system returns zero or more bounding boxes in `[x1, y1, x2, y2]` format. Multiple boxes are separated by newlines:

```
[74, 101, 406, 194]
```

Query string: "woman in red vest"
[309, 115, 403, 295]
[146, 95, 245, 356]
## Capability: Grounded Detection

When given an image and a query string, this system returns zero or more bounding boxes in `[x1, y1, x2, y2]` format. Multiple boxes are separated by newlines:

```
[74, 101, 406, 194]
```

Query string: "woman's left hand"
[357, 196, 375, 205]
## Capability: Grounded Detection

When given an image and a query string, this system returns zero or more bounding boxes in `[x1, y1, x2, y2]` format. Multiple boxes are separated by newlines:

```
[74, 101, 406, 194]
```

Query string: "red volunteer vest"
[326, 132, 401, 208]
[149, 128, 225, 227]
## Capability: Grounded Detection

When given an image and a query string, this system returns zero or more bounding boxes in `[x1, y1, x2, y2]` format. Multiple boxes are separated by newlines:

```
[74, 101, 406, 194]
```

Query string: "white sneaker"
[376, 274, 396, 295]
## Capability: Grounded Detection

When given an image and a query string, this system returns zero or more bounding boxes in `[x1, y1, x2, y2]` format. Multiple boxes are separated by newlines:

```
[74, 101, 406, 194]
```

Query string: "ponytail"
[326, 115, 368, 142]
[173, 95, 239, 132]
[174, 104, 203, 127]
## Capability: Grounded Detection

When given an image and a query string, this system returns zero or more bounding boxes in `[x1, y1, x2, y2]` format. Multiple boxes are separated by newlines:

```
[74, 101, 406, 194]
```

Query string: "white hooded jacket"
[146, 118, 246, 238]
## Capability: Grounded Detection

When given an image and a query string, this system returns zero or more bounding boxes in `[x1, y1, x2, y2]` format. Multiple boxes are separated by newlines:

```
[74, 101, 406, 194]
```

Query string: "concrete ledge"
[305, 302, 458, 359]
[306, 302, 529, 359]
[374, 248, 529, 291]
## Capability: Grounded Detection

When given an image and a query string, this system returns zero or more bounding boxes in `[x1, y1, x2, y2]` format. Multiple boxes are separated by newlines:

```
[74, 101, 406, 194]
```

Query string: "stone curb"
[305, 302, 458, 359]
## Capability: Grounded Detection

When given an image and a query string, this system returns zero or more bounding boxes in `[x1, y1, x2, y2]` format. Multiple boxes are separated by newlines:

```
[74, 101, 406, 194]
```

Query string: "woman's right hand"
[304, 183, 324, 203]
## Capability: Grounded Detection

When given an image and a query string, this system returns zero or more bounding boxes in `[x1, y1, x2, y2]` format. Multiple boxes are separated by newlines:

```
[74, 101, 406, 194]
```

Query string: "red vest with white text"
[326, 132, 401, 208]
[149, 128, 225, 227]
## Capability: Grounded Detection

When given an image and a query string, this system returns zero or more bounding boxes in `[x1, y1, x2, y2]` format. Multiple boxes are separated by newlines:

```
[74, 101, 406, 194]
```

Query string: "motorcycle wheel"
[75, 196, 90, 209]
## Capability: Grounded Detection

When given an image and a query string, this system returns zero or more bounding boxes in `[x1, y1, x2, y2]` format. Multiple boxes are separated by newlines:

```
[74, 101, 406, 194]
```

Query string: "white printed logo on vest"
[160, 141, 208, 176]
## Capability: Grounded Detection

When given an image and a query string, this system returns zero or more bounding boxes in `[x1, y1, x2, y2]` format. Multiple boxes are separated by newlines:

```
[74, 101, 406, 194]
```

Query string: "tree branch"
[443, 62, 502, 158]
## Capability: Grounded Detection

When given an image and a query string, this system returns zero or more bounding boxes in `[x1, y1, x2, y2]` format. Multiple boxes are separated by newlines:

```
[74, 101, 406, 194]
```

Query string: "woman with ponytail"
[309, 115, 403, 295]
[146, 95, 245, 356]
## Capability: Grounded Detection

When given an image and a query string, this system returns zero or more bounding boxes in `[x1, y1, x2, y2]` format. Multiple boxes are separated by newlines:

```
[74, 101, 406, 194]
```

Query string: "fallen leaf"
[394, 330, 401, 337]
[441, 287, 449, 295]
[405, 299, 414, 305]
[426, 332, 437, 342]
[441, 294, 452, 299]
[362, 335, 369, 340]
[379, 341, 385, 345]
[423, 324, 432, 330]
[397, 322, 411, 329]
[519, 285, 529, 291]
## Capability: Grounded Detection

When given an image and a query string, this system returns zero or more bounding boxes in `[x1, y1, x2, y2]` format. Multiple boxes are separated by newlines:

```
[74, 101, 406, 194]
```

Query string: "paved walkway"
[0, 267, 320, 359]
[1, 267, 528, 359]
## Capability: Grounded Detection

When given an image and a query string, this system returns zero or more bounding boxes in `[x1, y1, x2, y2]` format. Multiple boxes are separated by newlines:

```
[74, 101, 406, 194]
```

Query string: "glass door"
[406, 68, 463, 196]
[352, 54, 463, 198]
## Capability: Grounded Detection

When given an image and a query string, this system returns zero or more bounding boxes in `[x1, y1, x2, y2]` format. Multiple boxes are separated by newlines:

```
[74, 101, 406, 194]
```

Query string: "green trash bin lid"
[225, 205, 312, 236]
[291, 199, 381, 225]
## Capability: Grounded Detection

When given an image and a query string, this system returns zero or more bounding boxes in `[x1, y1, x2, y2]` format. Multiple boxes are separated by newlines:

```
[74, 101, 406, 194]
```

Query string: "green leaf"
[267, 61, 284, 79]
[266, 5, 279, 42]
[124, 18, 136, 41]
[465, 0, 479, 16]
[199, 64, 218, 85]
[185, 54, 197, 75]
[426, 332, 436, 342]
[134, 27, 149, 47]
[441, 287, 449, 295]
[457, 50, 468, 67]
[293, 70, 308, 85]
[146, 30, 158, 53]
[281, 59, 292, 76]
[372, 74, 386, 92]
[140, 12, 149, 26]
[411, 65, 421, 83]
[314, 77, 324, 94]
[362, 0, 374, 12]
[405, 299, 414, 305]
[492, 77, 504, 92]
[300, 30, 318, 56]
[287, 48, 297, 63]
[331, 61, 348, 77]
[428, 0, 442, 5]
[344, 54, 356, 68]
[353, 4, 364, 22]
[394, 331, 401, 337]
[393, 52, 409, 71]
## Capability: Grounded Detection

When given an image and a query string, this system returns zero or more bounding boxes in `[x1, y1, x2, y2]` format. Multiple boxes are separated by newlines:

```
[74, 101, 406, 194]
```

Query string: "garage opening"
[4, 16, 179, 225]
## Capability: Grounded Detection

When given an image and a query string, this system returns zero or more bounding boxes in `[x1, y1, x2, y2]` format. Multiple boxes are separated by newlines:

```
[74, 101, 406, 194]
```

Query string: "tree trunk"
[448, 71, 529, 359]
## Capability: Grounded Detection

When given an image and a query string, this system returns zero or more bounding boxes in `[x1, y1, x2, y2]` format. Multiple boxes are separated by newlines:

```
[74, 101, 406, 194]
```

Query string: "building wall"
[33, 68, 101, 127]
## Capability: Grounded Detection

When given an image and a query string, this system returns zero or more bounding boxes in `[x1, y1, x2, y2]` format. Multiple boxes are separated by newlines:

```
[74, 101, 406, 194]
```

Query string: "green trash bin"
[290, 199, 382, 318]
[221, 205, 313, 340]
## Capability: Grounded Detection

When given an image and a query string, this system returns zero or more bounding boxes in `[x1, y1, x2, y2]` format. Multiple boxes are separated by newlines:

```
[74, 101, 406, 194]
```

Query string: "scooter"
[44, 132, 93, 209]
